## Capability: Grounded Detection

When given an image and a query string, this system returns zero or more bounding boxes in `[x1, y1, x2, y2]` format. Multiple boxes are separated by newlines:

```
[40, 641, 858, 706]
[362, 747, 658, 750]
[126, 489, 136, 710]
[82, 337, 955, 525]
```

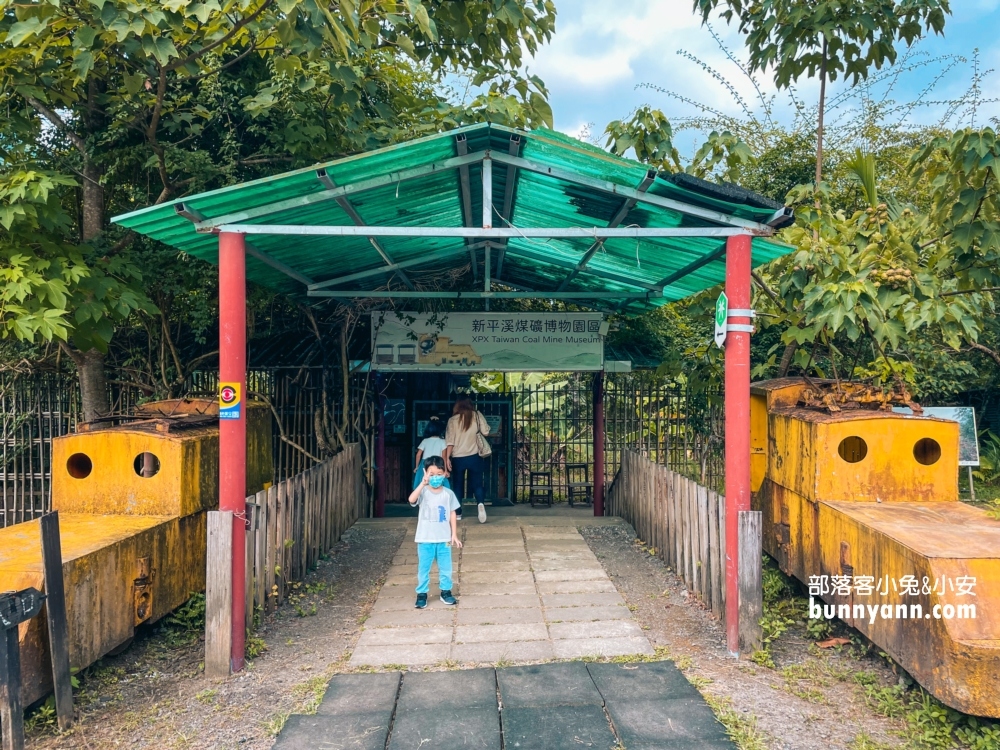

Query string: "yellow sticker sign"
[219, 382, 241, 420]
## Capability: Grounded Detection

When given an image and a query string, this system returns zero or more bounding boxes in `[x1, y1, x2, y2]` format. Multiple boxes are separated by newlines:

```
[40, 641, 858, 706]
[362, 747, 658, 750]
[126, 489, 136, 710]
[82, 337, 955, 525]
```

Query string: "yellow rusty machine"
[751, 378, 1000, 717]
[0, 398, 271, 707]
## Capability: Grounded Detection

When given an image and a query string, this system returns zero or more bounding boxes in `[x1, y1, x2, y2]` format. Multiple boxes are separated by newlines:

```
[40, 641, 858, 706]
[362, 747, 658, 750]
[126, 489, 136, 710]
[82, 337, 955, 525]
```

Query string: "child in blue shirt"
[407, 455, 462, 608]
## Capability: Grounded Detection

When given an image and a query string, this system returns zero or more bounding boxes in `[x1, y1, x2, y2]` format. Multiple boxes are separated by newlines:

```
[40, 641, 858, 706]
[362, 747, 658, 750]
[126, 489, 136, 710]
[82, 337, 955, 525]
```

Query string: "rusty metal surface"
[751, 378, 1000, 717]
[0, 399, 273, 707]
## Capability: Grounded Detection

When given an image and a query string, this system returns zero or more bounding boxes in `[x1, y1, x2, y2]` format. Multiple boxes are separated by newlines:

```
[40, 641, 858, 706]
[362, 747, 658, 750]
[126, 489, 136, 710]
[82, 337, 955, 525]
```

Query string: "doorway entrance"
[412, 399, 513, 504]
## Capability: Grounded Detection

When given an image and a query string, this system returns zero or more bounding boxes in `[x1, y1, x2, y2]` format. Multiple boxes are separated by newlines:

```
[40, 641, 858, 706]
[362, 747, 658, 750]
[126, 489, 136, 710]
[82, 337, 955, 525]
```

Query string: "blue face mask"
[428, 475, 446, 489]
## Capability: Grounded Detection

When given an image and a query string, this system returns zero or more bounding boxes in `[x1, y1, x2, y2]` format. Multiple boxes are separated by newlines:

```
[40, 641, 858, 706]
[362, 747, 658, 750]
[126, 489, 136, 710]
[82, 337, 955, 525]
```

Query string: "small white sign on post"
[714, 292, 728, 348]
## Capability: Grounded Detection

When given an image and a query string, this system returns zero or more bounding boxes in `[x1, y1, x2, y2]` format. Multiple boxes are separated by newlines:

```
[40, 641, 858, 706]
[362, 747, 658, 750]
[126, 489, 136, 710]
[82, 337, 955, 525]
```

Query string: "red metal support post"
[724, 233, 752, 655]
[219, 231, 247, 672]
[593, 371, 605, 516]
[374, 374, 386, 518]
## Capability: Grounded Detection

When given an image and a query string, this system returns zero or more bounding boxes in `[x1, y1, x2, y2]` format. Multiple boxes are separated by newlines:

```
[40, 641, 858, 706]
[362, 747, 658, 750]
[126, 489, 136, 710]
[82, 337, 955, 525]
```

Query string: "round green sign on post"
[714, 292, 728, 348]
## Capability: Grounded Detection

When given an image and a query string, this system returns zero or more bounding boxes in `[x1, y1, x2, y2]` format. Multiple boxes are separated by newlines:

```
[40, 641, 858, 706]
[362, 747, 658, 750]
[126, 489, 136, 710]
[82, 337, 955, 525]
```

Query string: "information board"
[372, 312, 604, 371]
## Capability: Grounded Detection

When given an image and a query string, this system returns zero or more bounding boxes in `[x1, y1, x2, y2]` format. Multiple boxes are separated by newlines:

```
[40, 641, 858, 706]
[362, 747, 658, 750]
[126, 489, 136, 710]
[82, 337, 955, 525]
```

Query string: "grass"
[704, 695, 770, 750]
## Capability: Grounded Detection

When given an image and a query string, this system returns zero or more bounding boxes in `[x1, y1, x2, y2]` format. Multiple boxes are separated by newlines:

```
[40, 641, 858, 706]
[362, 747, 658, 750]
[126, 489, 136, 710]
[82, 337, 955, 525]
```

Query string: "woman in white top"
[444, 397, 490, 523]
[413, 418, 450, 490]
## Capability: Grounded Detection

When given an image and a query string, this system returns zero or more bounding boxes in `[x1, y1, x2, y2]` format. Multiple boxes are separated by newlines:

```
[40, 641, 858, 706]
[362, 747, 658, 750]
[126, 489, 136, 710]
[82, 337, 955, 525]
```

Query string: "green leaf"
[6, 17, 48, 47]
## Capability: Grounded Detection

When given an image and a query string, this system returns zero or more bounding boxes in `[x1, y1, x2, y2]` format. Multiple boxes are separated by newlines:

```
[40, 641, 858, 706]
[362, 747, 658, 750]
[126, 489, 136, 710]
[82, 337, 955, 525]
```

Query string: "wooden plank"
[690, 481, 701, 597]
[719, 495, 726, 616]
[276, 480, 286, 604]
[738, 510, 763, 655]
[1, 626, 24, 750]
[680, 478, 691, 589]
[39, 513, 73, 730]
[205, 511, 233, 679]
[255, 490, 267, 616]
[708, 490, 723, 620]
[698, 485, 710, 604]
[244, 511, 254, 633]
[668, 472, 678, 571]
[265, 485, 277, 611]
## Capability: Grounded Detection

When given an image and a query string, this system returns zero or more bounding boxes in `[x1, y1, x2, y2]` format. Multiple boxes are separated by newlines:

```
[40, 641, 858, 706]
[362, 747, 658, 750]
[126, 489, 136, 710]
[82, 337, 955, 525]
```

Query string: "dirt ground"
[581, 524, 910, 750]
[26, 523, 407, 750]
[25, 517, 918, 750]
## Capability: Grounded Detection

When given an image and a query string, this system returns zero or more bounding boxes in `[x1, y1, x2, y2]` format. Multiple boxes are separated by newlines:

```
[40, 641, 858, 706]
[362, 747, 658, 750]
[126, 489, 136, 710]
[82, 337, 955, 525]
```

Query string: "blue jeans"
[451, 454, 485, 504]
[416, 542, 453, 594]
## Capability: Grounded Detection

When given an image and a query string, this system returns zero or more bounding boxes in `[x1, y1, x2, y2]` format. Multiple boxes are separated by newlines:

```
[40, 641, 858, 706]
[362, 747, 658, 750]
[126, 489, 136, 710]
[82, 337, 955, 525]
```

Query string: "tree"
[692, 0, 951, 186]
[0, 0, 557, 419]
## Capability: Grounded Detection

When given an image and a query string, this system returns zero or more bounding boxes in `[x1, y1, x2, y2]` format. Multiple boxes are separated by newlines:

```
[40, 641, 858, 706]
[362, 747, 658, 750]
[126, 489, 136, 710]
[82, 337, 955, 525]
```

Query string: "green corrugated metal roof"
[112, 123, 791, 312]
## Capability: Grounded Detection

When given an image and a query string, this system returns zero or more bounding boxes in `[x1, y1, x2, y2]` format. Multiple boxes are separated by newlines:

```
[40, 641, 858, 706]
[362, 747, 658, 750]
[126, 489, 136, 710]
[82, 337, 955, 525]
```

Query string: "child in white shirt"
[413, 417, 450, 490]
[408, 456, 462, 607]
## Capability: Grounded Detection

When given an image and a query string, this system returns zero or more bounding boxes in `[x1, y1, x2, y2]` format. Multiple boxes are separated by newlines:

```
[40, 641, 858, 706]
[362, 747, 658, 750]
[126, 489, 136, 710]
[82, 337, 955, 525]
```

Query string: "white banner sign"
[371, 312, 604, 371]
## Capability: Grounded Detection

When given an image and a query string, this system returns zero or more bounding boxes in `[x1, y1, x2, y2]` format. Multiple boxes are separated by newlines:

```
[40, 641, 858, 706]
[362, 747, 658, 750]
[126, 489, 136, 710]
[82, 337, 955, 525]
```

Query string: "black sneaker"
[415, 593, 427, 609]
[455, 512, 463, 521]
[440, 590, 457, 606]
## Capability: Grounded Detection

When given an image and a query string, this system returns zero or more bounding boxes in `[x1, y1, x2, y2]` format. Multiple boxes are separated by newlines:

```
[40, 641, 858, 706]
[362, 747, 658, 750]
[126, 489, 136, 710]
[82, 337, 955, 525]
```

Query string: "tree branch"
[968, 342, 1000, 368]
[26, 97, 87, 157]
[166, 0, 274, 72]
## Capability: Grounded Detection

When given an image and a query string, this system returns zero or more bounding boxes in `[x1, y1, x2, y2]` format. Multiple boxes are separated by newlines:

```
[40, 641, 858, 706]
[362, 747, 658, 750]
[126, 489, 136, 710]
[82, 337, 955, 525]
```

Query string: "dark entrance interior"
[379, 373, 513, 504]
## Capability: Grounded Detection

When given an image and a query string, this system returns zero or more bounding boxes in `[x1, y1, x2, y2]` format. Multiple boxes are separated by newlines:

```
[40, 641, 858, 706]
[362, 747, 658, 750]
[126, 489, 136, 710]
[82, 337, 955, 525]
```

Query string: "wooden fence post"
[39, 512, 72, 730]
[738, 510, 763, 655]
[708, 491, 723, 621]
[206, 511, 234, 678]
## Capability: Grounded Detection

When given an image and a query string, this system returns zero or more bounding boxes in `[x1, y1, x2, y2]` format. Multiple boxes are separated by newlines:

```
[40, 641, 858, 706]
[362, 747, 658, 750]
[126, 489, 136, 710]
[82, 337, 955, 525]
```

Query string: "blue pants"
[416, 542, 453, 594]
[451, 454, 485, 503]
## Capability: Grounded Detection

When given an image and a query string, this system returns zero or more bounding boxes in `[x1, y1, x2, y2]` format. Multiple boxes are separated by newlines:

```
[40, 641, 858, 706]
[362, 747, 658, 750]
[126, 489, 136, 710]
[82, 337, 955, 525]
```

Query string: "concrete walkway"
[274, 661, 737, 749]
[350, 510, 655, 667]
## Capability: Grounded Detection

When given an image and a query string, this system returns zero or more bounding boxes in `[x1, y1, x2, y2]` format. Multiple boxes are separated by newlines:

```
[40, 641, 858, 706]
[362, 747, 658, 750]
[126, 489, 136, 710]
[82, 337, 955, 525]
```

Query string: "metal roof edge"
[111, 122, 500, 226]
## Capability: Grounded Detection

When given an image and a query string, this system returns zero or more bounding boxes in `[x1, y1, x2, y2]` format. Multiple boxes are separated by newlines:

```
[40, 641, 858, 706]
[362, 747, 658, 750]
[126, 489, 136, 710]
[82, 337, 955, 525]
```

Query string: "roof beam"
[308, 245, 478, 291]
[655, 244, 728, 288]
[455, 134, 478, 283]
[557, 170, 656, 291]
[214, 224, 748, 239]
[315, 169, 414, 290]
[494, 134, 523, 281]
[488, 152, 773, 234]
[308, 290, 653, 300]
[503, 244, 662, 293]
[193, 151, 487, 231]
[174, 203, 314, 287]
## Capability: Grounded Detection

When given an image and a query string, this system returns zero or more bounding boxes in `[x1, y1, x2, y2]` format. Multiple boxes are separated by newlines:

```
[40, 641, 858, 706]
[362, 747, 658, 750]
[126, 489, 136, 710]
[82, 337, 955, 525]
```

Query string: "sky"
[526, 0, 1000, 151]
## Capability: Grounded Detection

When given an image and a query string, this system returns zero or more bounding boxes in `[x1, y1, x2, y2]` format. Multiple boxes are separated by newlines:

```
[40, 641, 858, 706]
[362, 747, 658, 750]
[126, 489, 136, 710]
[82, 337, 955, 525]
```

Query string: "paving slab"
[355, 626, 453, 647]
[455, 623, 548, 643]
[543, 605, 631, 622]
[547, 619, 645, 640]
[397, 668, 497, 712]
[460, 571, 534, 584]
[349, 643, 450, 667]
[458, 594, 541, 609]
[552, 636, 655, 659]
[316, 672, 401, 716]
[460, 582, 537, 596]
[364, 609, 456, 628]
[586, 661, 703, 702]
[537, 580, 617, 595]
[604, 698, 732, 747]
[541, 593, 625, 608]
[497, 662, 603, 708]
[388, 706, 501, 750]
[450, 641, 555, 664]
[457, 607, 544, 626]
[534, 568, 609, 582]
[272, 713, 391, 750]
[501, 705, 618, 750]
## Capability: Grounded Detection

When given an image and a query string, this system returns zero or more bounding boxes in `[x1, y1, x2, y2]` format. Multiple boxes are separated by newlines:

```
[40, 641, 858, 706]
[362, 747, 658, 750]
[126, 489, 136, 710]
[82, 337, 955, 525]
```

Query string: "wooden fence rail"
[207, 444, 367, 676]
[242, 443, 365, 629]
[607, 450, 762, 653]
